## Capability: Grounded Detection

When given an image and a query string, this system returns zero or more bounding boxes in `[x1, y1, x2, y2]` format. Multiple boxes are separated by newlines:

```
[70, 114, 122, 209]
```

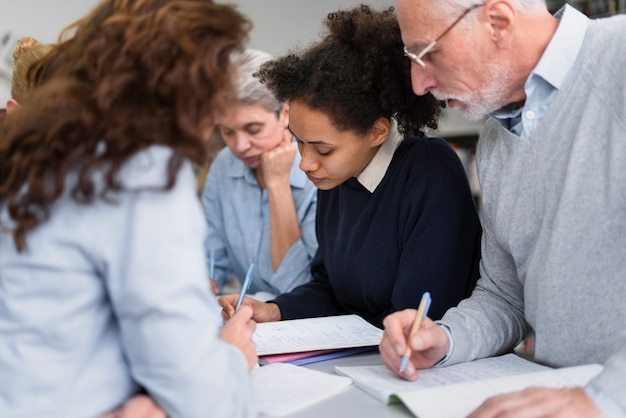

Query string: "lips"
[306, 174, 323, 185]
[243, 155, 260, 165]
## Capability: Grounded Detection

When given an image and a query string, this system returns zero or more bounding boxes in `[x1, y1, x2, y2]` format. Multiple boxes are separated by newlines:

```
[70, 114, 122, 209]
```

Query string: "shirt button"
[525, 110, 536, 120]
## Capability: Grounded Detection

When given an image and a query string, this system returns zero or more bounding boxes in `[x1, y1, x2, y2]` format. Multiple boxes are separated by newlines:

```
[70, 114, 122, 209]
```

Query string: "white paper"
[399, 364, 602, 418]
[251, 363, 353, 416]
[254, 314, 383, 356]
[335, 354, 550, 404]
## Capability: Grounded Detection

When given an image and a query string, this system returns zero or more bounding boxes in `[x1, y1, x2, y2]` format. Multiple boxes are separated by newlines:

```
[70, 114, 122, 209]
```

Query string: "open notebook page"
[251, 363, 352, 416]
[335, 353, 549, 404]
[254, 314, 382, 356]
[399, 363, 602, 418]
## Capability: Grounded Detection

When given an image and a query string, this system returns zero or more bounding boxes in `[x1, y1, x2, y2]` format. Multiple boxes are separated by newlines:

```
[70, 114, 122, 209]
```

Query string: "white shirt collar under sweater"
[356, 121, 402, 193]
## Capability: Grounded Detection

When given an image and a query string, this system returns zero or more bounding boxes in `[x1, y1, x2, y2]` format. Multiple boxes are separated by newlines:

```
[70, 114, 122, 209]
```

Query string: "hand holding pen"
[379, 293, 451, 381]
[399, 292, 431, 372]
[217, 263, 282, 323]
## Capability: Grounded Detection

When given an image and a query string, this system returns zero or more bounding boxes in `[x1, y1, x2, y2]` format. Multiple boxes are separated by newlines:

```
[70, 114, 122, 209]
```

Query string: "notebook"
[251, 363, 352, 416]
[335, 353, 603, 418]
[254, 314, 383, 356]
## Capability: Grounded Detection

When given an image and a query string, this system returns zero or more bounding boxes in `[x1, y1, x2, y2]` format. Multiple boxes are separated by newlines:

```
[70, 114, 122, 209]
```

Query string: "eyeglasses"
[403, 3, 484, 70]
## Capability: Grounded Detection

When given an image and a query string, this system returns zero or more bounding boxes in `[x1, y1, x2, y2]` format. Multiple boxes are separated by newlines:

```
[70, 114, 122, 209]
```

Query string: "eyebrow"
[218, 121, 264, 131]
[287, 125, 332, 145]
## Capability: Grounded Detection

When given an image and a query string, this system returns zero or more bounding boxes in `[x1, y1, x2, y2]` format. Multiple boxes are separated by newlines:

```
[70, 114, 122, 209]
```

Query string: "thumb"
[231, 304, 254, 323]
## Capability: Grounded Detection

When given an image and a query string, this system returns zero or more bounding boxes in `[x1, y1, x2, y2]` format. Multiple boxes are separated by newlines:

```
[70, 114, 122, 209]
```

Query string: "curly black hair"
[256, 4, 443, 137]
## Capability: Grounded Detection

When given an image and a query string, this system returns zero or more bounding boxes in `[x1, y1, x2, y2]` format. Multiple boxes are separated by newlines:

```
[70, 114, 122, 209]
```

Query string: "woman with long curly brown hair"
[0, 0, 259, 416]
[220, 5, 482, 329]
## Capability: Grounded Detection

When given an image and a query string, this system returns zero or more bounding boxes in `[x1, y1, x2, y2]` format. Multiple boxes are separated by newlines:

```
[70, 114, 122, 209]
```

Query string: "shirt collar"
[531, 4, 588, 90]
[356, 121, 402, 193]
[490, 4, 588, 125]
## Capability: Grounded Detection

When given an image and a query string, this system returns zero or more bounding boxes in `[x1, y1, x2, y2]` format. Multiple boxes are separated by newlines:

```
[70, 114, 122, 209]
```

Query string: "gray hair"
[436, 0, 546, 17]
[231, 49, 283, 113]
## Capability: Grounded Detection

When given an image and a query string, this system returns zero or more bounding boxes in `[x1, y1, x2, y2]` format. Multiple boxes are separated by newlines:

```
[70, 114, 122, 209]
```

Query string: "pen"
[235, 263, 255, 310]
[399, 291, 432, 373]
[209, 249, 215, 279]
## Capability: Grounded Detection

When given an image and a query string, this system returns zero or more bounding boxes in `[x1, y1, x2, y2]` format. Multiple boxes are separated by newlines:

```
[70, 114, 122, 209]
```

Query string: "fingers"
[467, 388, 601, 418]
[380, 310, 449, 381]
[209, 279, 219, 296]
[217, 294, 239, 319]
[380, 309, 419, 380]
[229, 304, 255, 326]
[219, 305, 258, 370]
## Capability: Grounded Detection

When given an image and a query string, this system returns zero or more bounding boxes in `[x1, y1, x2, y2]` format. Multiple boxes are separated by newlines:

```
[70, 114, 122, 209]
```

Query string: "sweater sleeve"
[440, 212, 530, 365]
[271, 248, 345, 320]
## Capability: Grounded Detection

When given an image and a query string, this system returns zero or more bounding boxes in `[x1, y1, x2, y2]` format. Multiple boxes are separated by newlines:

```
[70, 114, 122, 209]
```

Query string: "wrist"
[266, 302, 282, 322]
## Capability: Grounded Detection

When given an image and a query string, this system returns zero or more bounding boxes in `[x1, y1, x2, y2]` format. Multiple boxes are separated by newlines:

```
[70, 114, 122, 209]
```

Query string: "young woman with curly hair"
[220, 5, 482, 329]
[0, 0, 259, 416]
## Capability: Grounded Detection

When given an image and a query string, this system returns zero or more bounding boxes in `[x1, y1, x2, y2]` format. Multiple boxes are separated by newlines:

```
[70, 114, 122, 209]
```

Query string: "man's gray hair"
[231, 49, 283, 113]
[437, 0, 546, 16]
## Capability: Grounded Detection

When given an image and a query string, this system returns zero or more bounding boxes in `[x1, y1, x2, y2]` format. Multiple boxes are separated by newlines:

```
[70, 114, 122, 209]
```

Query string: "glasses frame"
[403, 3, 484, 70]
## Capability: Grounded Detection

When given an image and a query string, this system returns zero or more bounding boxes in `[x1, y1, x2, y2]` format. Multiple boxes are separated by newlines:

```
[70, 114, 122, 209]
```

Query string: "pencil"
[399, 292, 432, 373]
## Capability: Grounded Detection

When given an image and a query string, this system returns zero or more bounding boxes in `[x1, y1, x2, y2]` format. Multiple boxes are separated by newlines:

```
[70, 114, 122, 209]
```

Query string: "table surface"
[285, 351, 414, 418]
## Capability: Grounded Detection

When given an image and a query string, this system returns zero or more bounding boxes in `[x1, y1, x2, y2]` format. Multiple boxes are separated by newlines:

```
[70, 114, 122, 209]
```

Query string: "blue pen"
[235, 263, 255, 310]
[399, 292, 432, 373]
[209, 249, 215, 279]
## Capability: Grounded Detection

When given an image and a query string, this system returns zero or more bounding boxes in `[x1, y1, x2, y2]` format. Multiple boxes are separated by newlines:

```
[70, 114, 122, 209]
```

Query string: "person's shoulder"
[397, 135, 458, 163]
[120, 145, 192, 189]
[588, 14, 626, 50]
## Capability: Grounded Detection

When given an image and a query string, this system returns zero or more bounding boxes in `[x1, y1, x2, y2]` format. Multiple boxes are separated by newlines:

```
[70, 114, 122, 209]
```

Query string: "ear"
[368, 117, 391, 149]
[279, 102, 289, 126]
[483, 0, 516, 48]
[6, 98, 19, 114]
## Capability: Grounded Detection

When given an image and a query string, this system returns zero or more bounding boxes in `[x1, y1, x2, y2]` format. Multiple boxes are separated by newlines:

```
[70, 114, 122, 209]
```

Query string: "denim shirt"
[201, 143, 318, 295]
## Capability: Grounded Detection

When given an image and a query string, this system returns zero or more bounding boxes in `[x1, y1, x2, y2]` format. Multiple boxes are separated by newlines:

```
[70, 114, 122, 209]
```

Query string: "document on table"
[335, 353, 546, 404]
[254, 314, 383, 356]
[251, 363, 353, 417]
[335, 354, 602, 418]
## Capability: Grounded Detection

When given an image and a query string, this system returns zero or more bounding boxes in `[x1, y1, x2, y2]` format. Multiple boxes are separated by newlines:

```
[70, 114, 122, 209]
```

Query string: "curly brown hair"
[256, 4, 443, 137]
[0, 0, 250, 251]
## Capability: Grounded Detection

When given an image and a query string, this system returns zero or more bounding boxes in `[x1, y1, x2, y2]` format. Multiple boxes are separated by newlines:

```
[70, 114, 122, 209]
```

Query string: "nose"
[298, 147, 319, 172]
[410, 64, 437, 96]
[234, 132, 252, 153]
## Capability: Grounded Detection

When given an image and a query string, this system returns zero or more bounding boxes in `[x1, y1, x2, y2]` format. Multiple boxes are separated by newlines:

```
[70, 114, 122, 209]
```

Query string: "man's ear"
[369, 117, 391, 148]
[6, 98, 19, 114]
[483, 0, 516, 47]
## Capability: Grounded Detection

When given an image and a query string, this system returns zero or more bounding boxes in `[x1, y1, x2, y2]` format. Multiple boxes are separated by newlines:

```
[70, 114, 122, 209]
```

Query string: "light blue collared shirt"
[0, 146, 255, 417]
[202, 142, 318, 295]
[491, 5, 588, 138]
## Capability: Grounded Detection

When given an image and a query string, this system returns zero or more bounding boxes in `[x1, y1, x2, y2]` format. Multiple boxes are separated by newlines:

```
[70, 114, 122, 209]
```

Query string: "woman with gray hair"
[201, 49, 318, 297]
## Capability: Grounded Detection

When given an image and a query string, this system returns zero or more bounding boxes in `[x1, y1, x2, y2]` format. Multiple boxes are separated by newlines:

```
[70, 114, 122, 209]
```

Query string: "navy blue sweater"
[273, 136, 481, 328]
